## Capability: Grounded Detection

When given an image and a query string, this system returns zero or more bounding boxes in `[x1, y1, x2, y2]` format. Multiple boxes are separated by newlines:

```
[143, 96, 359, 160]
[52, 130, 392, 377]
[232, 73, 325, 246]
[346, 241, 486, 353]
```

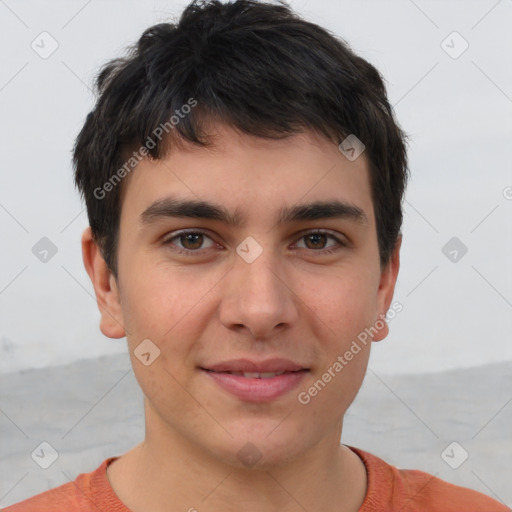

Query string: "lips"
[212, 370, 288, 379]
[201, 358, 307, 374]
[200, 358, 309, 402]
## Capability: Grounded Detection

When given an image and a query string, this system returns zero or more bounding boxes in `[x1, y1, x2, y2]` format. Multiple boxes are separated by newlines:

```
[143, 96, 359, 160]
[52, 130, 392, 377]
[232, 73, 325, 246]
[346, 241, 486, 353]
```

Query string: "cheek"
[305, 271, 378, 337]
[299, 275, 375, 400]
[296, 343, 371, 429]
[120, 261, 209, 337]
[122, 276, 199, 412]
[120, 266, 218, 392]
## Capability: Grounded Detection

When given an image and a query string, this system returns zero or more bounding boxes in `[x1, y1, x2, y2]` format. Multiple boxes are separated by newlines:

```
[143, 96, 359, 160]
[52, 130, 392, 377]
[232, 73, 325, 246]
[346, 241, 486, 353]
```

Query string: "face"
[84, 122, 400, 470]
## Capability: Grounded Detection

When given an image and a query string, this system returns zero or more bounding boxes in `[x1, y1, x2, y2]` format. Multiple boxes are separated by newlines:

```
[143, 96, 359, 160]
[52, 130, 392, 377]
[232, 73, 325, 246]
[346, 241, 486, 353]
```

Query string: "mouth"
[202, 369, 308, 378]
[200, 368, 310, 402]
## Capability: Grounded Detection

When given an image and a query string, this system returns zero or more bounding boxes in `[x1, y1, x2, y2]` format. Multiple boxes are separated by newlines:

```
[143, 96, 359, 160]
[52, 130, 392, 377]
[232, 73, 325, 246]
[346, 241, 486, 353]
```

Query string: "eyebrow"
[140, 196, 368, 227]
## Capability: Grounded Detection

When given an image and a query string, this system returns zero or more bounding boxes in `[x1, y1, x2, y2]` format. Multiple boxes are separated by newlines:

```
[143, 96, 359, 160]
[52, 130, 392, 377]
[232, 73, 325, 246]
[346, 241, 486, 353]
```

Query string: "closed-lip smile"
[200, 358, 310, 402]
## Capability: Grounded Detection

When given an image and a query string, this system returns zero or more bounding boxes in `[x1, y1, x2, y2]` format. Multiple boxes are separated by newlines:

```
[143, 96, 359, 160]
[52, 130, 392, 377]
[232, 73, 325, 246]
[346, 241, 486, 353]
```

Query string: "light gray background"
[1, 0, 511, 375]
[0, 0, 511, 509]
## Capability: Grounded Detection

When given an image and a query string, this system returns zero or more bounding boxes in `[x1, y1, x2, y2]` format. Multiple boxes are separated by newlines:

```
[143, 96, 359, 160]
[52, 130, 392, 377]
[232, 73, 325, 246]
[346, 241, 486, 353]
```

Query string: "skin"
[82, 122, 401, 512]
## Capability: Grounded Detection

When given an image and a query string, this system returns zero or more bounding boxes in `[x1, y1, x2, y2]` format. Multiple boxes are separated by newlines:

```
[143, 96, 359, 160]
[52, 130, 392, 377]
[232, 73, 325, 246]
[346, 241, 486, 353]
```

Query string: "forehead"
[119, 124, 375, 229]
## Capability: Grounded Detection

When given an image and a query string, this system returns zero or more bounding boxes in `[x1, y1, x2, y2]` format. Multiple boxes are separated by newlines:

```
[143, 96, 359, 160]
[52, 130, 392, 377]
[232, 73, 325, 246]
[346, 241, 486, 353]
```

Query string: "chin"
[205, 420, 316, 471]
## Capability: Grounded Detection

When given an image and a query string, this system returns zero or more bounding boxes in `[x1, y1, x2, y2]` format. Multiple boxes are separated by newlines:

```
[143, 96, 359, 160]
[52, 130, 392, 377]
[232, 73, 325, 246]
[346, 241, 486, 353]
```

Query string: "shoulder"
[348, 446, 511, 512]
[392, 468, 509, 511]
[1, 458, 119, 512]
[2, 480, 82, 512]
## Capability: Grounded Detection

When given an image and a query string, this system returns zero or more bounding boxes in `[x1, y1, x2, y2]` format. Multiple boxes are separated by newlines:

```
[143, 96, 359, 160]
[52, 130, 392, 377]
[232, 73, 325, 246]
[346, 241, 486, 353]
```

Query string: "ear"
[372, 235, 401, 342]
[81, 226, 126, 339]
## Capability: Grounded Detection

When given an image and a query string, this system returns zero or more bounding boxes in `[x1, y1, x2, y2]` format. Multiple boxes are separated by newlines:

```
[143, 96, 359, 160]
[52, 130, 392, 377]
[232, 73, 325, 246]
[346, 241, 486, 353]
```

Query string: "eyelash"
[162, 229, 347, 257]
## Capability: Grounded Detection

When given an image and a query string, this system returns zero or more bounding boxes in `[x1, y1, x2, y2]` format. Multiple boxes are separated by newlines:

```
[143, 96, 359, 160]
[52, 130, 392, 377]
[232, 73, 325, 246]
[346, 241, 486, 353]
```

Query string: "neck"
[107, 410, 367, 512]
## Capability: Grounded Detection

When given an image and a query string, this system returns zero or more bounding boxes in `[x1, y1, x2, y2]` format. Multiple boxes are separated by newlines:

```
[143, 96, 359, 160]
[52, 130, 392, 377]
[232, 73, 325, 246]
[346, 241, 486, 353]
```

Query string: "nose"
[218, 245, 299, 339]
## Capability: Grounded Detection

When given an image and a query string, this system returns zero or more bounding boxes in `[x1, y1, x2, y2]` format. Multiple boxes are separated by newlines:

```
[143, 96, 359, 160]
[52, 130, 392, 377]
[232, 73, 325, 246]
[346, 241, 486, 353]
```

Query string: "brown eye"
[304, 233, 328, 250]
[295, 231, 344, 252]
[179, 233, 204, 250]
[163, 230, 216, 253]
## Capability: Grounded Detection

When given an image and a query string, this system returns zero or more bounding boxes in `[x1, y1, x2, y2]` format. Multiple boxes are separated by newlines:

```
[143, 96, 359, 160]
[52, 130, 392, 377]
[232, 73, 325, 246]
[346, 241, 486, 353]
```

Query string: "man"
[5, 0, 509, 510]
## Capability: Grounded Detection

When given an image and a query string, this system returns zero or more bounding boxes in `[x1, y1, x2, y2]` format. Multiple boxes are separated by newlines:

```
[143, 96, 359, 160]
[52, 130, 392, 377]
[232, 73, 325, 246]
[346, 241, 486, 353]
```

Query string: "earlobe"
[372, 236, 401, 342]
[81, 227, 126, 339]
[372, 314, 389, 342]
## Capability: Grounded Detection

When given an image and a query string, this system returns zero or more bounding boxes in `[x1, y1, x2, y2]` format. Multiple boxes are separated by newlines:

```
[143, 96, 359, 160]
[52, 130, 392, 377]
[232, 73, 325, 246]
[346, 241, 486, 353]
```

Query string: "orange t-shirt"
[2, 446, 510, 511]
